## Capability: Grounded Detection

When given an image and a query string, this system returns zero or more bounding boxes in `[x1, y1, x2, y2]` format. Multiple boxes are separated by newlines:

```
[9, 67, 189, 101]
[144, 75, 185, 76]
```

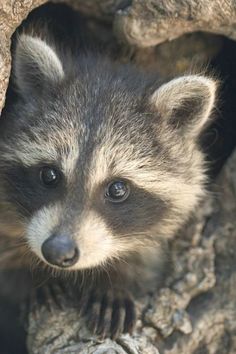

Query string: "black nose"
[41, 234, 79, 268]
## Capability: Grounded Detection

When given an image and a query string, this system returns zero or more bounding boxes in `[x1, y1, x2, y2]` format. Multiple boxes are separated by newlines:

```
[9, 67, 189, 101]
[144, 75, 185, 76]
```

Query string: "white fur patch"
[2, 126, 80, 180]
[151, 75, 217, 136]
[27, 205, 132, 270]
[15, 34, 64, 92]
[72, 211, 146, 270]
[27, 204, 62, 261]
[72, 211, 115, 269]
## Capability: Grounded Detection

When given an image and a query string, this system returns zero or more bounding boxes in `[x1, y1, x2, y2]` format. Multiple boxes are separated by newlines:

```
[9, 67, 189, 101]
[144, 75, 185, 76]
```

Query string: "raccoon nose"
[41, 234, 79, 268]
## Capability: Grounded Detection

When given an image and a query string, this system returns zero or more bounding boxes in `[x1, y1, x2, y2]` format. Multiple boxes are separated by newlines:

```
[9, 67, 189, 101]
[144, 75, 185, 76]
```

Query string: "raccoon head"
[0, 34, 217, 271]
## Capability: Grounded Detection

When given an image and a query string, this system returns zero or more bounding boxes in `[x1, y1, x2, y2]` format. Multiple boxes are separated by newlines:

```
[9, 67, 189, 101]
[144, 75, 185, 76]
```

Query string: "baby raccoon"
[0, 30, 217, 338]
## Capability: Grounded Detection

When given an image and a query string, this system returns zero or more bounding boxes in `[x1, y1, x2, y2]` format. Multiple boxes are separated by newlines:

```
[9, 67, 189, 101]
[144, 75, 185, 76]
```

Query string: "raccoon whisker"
[28, 253, 43, 275]
[33, 275, 52, 290]
[101, 264, 113, 288]
[0, 249, 25, 267]
[117, 234, 161, 248]
[50, 266, 60, 278]
[79, 268, 85, 288]
[104, 254, 130, 272]
[106, 257, 134, 284]
[72, 269, 79, 285]
[5, 195, 31, 218]
[14, 201, 31, 217]
[91, 267, 97, 285]
[0, 244, 26, 253]
[3, 177, 31, 215]
[30, 256, 49, 278]
[204, 186, 223, 198]
[0, 235, 29, 268]
[118, 231, 148, 237]
[116, 233, 152, 241]
[1, 237, 27, 249]
[109, 255, 131, 270]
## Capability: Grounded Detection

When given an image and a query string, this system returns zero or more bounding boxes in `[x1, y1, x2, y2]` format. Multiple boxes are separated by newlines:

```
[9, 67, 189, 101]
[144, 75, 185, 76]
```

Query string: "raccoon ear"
[14, 34, 64, 96]
[150, 75, 217, 138]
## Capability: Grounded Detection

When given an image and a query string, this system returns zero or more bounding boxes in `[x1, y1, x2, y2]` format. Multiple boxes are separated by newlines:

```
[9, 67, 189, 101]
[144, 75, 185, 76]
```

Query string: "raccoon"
[0, 28, 217, 338]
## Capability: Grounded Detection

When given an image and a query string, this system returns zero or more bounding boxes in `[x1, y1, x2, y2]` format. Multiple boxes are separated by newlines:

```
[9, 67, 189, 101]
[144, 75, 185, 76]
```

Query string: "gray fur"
[14, 34, 64, 97]
[0, 30, 217, 335]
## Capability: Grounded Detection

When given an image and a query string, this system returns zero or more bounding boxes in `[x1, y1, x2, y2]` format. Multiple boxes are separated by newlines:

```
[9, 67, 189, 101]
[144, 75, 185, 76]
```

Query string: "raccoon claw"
[82, 289, 136, 339]
[33, 282, 69, 313]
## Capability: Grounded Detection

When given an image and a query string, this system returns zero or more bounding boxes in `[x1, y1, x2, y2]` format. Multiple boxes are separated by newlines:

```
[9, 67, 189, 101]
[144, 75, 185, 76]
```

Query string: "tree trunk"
[113, 0, 236, 47]
[0, 1, 236, 353]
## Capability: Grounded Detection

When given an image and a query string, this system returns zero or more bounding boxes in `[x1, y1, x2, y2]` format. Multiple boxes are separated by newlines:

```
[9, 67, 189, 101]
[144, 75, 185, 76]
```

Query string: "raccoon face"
[0, 34, 217, 270]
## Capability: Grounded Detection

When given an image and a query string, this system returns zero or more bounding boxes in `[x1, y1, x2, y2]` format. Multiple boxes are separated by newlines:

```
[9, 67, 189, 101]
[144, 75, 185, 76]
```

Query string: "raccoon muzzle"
[41, 233, 79, 268]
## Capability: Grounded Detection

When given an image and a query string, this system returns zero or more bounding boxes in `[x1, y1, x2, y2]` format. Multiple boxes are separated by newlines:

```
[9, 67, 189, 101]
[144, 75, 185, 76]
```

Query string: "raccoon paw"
[33, 282, 68, 312]
[81, 288, 136, 339]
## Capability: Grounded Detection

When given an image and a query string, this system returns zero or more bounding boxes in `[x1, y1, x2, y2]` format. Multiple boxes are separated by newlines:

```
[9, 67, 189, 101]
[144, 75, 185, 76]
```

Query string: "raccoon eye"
[105, 180, 130, 203]
[40, 166, 61, 187]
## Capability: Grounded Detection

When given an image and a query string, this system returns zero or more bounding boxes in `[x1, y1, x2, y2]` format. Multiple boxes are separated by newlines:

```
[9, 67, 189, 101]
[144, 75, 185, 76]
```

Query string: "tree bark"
[114, 0, 236, 47]
[0, 0, 47, 113]
[0, 1, 236, 354]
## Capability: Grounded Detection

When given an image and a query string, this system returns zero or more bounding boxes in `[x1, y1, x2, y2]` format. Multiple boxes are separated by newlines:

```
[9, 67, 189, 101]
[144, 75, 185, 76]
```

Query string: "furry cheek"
[71, 211, 123, 270]
[26, 204, 62, 263]
[26, 206, 126, 271]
